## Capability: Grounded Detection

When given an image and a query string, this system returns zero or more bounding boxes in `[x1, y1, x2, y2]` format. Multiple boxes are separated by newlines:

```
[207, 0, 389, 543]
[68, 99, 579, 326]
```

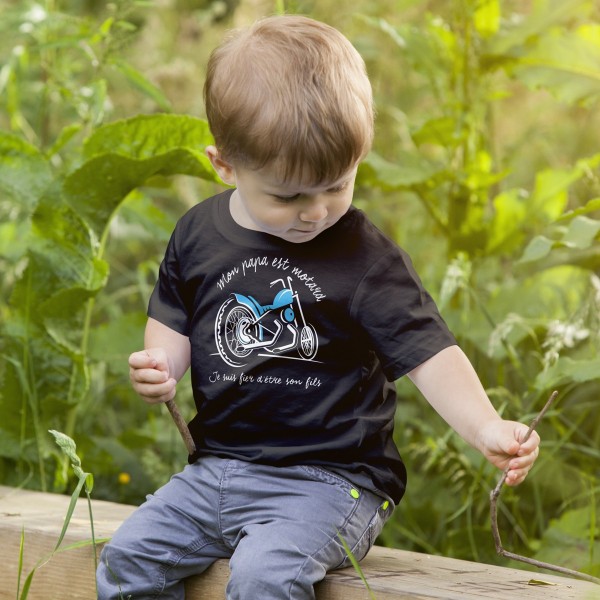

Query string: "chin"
[287, 229, 323, 242]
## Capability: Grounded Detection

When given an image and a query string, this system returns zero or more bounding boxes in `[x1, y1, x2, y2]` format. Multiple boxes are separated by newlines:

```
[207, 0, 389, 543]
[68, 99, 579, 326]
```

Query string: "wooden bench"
[1, 485, 597, 599]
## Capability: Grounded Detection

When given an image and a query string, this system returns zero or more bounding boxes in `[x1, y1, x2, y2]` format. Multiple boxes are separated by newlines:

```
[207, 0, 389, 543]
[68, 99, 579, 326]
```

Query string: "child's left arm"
[407, 344, 540, 486]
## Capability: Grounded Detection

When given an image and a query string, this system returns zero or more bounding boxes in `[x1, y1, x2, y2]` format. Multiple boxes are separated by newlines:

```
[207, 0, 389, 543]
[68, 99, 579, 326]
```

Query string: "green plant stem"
[64, 197, 119, 443]
[64, 293, 96, 443]
[21, 267, 47, 490]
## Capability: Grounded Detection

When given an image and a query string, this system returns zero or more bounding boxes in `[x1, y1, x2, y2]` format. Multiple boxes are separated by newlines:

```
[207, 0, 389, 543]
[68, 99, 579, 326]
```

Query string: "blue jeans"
[96, 456, 393, 599]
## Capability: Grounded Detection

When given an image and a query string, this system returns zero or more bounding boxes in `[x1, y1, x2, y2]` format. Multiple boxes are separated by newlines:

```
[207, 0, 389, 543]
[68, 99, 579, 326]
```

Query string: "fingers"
[504, 445, 540, 486]
[481, 420, 541, 486]
[132, 379, 177, 404]
[128, 350, 156, 370]
[128, 349, 169, 372]
[517, 429, 541, 455]
[129, 349, 176, 404]
[504, 428, 541, 486]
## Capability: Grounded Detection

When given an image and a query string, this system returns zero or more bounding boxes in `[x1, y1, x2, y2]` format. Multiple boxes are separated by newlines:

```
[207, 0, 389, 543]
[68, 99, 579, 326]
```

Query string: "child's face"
[227, 161, 358, 244]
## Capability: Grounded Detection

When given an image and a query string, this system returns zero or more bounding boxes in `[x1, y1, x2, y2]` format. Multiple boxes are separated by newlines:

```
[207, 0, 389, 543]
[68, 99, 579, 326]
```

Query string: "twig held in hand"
[490, 390, 600, 585]
[144, 349, 196, 455]
[166, 399, 196, 455]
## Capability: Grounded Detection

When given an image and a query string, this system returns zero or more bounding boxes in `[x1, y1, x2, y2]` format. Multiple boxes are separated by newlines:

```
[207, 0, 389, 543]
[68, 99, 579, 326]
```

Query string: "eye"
[327, 181, 349, 194]
[273, 193, 300, 202]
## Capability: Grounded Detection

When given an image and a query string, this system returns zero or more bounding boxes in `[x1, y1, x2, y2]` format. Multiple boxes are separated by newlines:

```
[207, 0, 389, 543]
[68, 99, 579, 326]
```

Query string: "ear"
[206, 145, 236, 186]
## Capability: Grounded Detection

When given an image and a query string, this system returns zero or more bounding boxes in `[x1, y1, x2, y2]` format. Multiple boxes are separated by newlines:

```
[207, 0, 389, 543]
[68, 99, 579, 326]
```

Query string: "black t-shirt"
[148, 189, 456, 503]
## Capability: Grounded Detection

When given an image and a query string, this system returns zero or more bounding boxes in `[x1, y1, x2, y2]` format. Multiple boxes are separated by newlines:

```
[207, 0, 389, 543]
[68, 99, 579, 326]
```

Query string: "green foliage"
[0, 113, 216, 492]
[0, 1, 219, 492]
[351, 0, 600, 576]
[533, 503, 600, 576]
[0, 0, 174, 141]
[1, 0, 599, 584]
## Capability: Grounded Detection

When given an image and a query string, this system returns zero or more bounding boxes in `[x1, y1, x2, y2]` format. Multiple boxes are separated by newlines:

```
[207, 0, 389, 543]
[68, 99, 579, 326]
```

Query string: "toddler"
[97, 14, 540, 600]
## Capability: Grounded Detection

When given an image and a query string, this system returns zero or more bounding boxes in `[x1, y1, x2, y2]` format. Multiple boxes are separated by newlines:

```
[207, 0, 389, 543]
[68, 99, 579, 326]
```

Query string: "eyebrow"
[267, 175, 353, 196]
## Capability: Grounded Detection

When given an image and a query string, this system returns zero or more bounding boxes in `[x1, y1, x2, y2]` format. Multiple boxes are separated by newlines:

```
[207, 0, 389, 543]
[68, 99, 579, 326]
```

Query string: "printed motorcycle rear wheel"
[215, 297, 257, 367]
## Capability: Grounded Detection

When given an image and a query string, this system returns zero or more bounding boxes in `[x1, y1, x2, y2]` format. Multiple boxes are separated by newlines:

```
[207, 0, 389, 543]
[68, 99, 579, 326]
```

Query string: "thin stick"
[490, 390, 600, 585]
[144, 350, 197, 455]
[166, 399, 196, 455]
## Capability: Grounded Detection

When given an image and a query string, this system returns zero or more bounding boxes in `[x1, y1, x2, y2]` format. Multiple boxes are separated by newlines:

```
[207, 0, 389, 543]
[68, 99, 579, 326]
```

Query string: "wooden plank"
[0, 484, 135, 600]
[320, 547, 600, 600]
[1, 485, 598, 600]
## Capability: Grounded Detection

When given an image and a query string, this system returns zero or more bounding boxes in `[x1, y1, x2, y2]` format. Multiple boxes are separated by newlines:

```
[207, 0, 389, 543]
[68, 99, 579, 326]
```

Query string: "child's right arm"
[128, 317, 191, 404]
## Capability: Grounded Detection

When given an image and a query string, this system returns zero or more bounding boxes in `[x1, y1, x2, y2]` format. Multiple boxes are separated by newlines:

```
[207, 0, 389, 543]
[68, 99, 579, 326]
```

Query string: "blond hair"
[204, 15, 373, 185]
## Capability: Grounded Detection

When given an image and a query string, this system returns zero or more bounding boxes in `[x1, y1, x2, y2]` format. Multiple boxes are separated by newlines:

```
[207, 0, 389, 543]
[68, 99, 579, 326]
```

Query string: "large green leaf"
[359, 151, 442, 190]
[0, 132, 52, 210]
[40, 268, 109, 355]
[81, 114, 215, 161]
[515, 217, 600, 265]
[64, 115, 217, 239]
[27, 194, 96, 295]
[514, 26, 600, 106]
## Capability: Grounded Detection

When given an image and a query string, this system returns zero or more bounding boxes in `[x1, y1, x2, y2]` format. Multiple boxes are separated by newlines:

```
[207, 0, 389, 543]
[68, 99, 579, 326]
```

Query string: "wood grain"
[1, 486, 597, 599]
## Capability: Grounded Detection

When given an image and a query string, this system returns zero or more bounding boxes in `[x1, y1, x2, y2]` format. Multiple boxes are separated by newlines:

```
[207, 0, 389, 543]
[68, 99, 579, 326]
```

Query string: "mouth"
[292, 226, 321, 234]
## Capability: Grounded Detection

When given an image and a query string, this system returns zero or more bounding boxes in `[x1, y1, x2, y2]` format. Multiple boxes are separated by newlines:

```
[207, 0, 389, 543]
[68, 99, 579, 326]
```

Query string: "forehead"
[252, 162, 358, 192]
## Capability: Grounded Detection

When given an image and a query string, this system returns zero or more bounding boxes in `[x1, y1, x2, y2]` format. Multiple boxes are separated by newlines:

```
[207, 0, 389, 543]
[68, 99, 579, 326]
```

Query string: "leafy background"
[0, 0, 599, 580]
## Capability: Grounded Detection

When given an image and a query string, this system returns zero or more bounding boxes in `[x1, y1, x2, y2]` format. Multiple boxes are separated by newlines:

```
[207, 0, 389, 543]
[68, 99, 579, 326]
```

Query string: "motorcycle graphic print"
[214, 276, 319, 367]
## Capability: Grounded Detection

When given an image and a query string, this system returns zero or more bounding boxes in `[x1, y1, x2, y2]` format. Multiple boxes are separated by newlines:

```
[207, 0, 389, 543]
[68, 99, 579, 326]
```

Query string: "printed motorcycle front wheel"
[298, 324, 318, 360]
[215, 298, 258, 367]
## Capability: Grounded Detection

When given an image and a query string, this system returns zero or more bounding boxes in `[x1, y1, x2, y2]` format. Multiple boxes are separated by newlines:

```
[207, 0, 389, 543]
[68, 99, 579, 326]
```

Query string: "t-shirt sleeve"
[147, 227, 190, 336]
[350, 247, 456, 381]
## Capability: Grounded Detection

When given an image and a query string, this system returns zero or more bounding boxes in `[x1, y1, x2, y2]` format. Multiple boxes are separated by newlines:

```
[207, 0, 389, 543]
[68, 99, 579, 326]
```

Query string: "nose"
[299, 197, 328, 223]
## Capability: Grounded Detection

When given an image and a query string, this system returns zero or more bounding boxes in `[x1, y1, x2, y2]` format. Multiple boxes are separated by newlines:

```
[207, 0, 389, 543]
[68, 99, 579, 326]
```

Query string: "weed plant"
[16, 431, 105, 599]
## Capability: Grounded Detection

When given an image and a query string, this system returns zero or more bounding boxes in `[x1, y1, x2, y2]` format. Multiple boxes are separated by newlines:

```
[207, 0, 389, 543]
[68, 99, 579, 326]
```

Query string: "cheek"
[332, 194, 353, 217]
[254, 206, 297, 228]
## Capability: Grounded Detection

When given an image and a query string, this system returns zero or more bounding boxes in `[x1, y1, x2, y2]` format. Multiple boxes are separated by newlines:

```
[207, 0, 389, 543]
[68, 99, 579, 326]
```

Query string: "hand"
[477, 420, 540, 486]
[128, 347, 177, 404]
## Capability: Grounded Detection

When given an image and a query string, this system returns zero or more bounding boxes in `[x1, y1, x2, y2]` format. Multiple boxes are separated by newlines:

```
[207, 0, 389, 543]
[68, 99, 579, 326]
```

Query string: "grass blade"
[337, 532, 377, 600]
[18, 570, 35, 600]
[16, 527, 25, 600]
[54, 475, 87, 552]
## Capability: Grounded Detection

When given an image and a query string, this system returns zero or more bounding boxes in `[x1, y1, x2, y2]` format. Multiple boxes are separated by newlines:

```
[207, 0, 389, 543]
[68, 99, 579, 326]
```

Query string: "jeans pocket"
[336, 499, 392, 569]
